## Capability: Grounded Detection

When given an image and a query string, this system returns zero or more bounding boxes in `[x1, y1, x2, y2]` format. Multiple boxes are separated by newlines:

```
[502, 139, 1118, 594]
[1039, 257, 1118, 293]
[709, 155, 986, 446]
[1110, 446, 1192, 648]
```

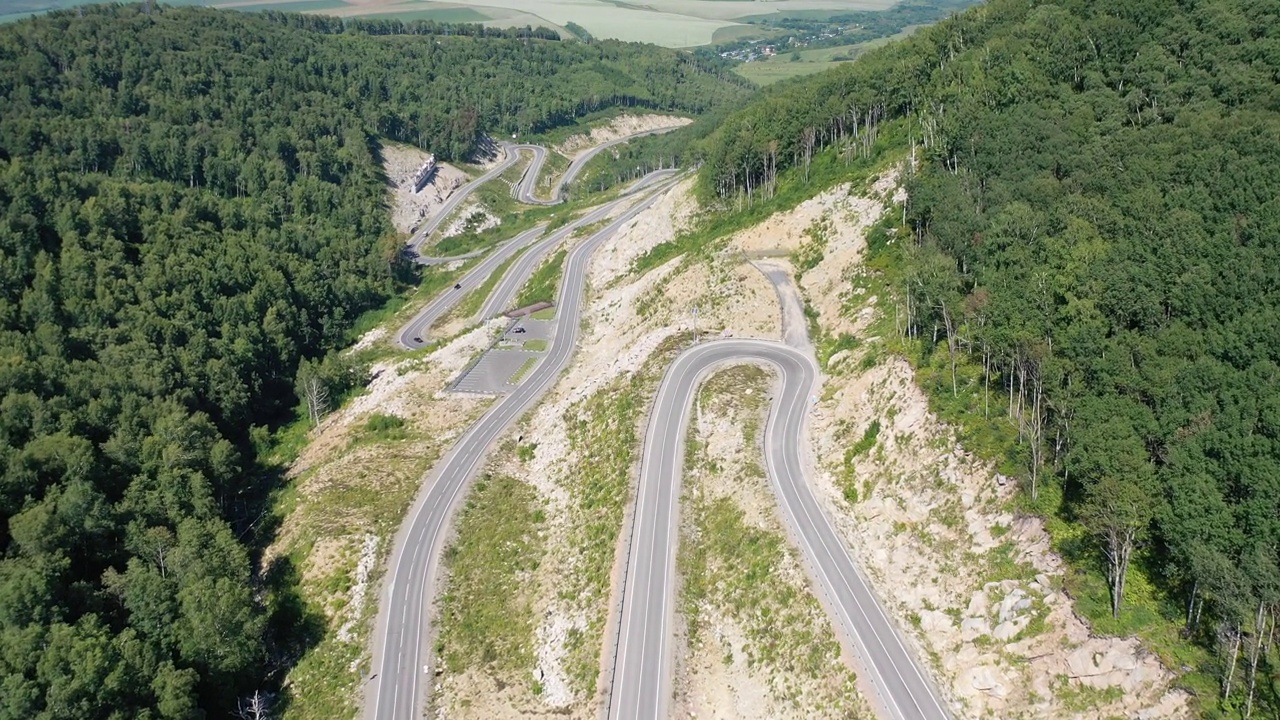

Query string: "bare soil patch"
[381, 140, 472, 236]
[553, 113, 692, 158]
[796, 169, 1190, 720]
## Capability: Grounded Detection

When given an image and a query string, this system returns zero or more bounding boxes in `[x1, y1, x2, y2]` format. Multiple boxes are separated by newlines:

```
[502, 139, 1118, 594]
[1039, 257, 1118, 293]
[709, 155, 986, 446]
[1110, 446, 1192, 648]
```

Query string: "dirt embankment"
[780, 171, 1190, 720]
[382, 141, 472, 236]
[552, 113, 693, 158]
[433, 177, 820, 718]
[264, 321, 502, 717]
[282, 157, 1189, 719]
[434, 175, 880, 718]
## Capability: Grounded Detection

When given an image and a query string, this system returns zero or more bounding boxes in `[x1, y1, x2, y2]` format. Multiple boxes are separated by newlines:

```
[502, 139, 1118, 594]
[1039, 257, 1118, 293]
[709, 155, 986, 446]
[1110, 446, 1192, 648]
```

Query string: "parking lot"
[449, 317, 556, 394]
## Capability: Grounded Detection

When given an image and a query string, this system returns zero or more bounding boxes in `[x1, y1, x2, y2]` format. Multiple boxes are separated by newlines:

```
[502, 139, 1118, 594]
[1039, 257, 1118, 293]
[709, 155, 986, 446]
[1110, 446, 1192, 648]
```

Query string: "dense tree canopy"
[703, 0, 1279, 713]
[0, 5, 749, 717]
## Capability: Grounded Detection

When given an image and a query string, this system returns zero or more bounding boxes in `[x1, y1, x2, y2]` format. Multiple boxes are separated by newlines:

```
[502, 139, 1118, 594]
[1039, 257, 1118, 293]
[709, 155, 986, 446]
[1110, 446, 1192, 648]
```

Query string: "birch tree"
[1080, 475, 1154, 618]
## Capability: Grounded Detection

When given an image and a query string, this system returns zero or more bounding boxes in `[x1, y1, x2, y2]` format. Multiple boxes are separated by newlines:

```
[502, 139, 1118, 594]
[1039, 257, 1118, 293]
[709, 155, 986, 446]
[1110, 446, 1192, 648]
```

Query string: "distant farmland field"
[733, 25, 924, 85]
[5, 0, 901, 49]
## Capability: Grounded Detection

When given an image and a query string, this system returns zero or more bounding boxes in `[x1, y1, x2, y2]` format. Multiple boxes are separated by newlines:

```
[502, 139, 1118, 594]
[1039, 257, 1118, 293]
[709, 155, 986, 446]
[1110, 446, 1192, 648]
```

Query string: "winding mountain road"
[395, 225, 547, 349]
[374, 123, 947, 720]
[407, 127, 674, 260]
[513, 127, 680, 204]
[607, 339, 952, 720]
[367, 179, 677, 720]
[396, 169, 674, 349]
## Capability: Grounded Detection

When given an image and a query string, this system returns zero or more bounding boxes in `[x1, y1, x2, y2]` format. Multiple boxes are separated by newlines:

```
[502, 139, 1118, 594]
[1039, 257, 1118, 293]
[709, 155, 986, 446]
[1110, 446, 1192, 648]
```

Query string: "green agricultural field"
[435, 0, 739, 46]
[235, 0, 350, 13]
[6, 0, 900, 44]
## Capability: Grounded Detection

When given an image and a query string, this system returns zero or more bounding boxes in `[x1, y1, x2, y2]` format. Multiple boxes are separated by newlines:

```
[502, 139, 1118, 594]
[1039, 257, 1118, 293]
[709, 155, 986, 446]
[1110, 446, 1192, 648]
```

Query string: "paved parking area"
[507, 318, 555, 343]
[451, 349, 543, 394]
[451, 317, 558, 394]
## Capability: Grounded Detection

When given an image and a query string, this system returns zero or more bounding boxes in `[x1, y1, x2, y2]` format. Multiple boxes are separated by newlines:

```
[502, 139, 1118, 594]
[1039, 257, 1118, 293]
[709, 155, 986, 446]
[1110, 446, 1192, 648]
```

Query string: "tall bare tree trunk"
[1186, 581, 1198, 631]
[941, 302, 958, 396]
[236, 690, 273, 720]
[802, 126, 816, 182]
[1026, 364, 1045, 501]
[1245, 602, 1267, 719]
[1224, 627, 1242, 702]
[983, 344, 990, 417]
[302, 375, 329, 427]
[1104, 524, 1135, 618]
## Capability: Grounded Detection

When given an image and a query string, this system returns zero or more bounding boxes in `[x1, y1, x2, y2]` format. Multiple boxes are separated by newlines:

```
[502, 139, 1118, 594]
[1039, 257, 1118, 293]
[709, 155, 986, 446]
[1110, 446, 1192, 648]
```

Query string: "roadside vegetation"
[435, 251, 523, 332]
[509, 357, 538, 385]
[695, 0, 1280, 713]
[436, 472, 545, 677]
[270, 394, 494, 719]
[515, 249, 568, 308]
[556, 333, 694, 694]
[678, 366, 867, 716]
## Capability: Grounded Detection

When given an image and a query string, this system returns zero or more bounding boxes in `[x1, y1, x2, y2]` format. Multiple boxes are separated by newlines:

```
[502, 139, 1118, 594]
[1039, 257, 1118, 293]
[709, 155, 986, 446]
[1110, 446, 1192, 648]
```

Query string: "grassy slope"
[436, 471, 545, 677]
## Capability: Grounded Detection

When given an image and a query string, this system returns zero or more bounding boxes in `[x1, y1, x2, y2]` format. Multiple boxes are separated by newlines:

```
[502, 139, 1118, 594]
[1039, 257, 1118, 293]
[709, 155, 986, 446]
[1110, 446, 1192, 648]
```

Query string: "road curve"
[510, 143, 555, 205]
[558, 127, 680, 198]
[410, 127, 680, 253]
[366, 180, 677, 720]
[513, 127, 681, 204]
[395, 225, 546, 349]
[608, 339, 953, 720]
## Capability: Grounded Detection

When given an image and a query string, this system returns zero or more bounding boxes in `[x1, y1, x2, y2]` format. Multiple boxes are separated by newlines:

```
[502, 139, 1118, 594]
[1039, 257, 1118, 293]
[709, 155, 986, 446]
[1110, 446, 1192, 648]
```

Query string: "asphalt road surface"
[558, 127, 679, 198]
[399, 186, 655, 348]
[409, 129, 678, 254]
[405, 162, 678, 339]
[475, 167, 676, 322]
[510, 143, 555, 205]
[366, 180, 676, 720]
[395, 225, 546, 349]
[513, 127, 680, 204]
[475, 197, 632, 322]
[608, 339, 953, 720]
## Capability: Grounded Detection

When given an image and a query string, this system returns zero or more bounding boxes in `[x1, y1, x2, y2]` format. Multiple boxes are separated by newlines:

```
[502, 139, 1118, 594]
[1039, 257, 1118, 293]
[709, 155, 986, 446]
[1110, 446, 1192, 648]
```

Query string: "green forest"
[0, 5, 750, 717]
[700, 0, 1279, 714]
[5, 0, 1280, 715]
